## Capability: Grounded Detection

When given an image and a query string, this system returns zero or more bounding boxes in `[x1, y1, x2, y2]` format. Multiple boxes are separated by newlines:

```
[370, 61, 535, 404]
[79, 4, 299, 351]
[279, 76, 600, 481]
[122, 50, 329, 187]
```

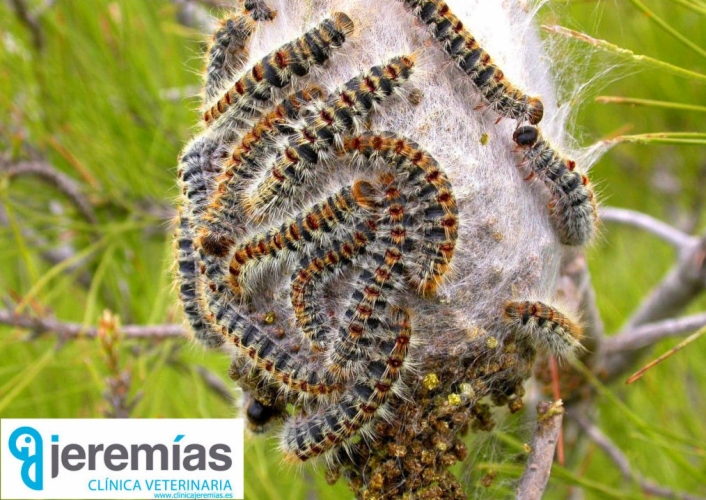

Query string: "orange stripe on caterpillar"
[281, 308, 412, 462]
[226, 183, 376, 298]
[196, 86, 327, 258]
[244, 55, 416, 217]
[203, 13, 354, 125]
[291, 226, 373, 351]
[342, 133, 458, 296]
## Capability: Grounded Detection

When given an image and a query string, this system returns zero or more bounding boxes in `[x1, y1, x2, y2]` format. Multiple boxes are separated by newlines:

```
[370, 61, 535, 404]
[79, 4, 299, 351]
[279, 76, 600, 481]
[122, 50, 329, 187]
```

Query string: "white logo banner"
[1, 419, 244, 500]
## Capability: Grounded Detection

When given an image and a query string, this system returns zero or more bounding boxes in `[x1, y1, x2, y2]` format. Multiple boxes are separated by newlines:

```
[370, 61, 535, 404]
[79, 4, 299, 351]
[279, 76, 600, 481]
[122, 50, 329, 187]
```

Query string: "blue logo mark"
[8, 426, 44, 491]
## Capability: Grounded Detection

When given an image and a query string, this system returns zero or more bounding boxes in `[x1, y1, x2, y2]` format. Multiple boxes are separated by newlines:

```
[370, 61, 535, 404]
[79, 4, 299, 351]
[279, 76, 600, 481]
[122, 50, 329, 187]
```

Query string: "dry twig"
[573, 413, 706, 500]
[557, 248, 605, 352]
[167, 353, 236, 404]
[516, 400, 564, 500]
[8, 0, 44, 50]
[2, 308, 234, 408]
[98, 310, 143, 418]
[558, 215, 706, 495]
[195, 365, 235, 402]
[0, 309, 185, 339]
[600, 207, 696, 249]
[593, 206, 706, 380]
[602, 235, 706, 379]
[622, 234, 706, 329]
[603, 312, 706, 354]
[2, 160, 98, 224]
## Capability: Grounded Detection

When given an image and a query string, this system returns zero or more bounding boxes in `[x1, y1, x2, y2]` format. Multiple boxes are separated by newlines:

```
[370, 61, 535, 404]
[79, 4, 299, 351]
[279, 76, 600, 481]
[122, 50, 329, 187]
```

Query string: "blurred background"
[1, 0, 705, 498]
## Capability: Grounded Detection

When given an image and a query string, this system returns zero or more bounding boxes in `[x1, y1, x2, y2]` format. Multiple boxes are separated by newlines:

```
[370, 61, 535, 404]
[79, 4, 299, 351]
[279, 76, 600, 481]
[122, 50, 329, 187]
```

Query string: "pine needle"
[597, 96, 706, 113]
[544, 25, 706, 82]
[627, 0, 706, 60]
[627, 325, 706, 384]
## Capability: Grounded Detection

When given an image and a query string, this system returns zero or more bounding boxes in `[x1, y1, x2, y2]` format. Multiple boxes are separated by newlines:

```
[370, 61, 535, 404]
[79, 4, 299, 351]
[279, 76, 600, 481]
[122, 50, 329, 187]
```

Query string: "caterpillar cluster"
[174, 0, 594, 490]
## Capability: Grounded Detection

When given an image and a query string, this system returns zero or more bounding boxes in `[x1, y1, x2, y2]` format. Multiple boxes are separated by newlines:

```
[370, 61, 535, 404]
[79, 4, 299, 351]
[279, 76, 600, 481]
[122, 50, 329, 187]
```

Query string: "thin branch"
[98, 311, 143, 418]
[603, 312, 706, 354]
[0, 203, 94, 287]
[0, 309, 185, 339]
[160, 352, 235, 404]
[8, 0, 44, 50]
[516, 400, 564, 500]
[546, 249, 603, 411]
[596, 96, 706, 114]
[195, 365, 235, 402]
[537, 251, 603, 475]
[573, 414, 706, 500]
[2, 160, 98, 224]
[599, 207, 696, 249]
[601, 235, 706, 379]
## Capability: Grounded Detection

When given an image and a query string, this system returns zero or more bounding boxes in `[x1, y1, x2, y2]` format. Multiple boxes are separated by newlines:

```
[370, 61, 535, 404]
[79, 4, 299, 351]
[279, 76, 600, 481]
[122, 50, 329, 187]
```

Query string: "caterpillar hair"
[513, 126, 597, 246]
[399, 0, 544, 124]
[503, 300, 584, 361]
[203, 12, 355, 126]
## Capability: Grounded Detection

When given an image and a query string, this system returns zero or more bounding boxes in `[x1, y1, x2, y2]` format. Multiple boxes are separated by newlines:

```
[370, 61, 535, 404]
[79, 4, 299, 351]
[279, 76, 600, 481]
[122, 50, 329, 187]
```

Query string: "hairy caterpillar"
[196, 86, 327, 258]
[282, 307, 413, 462]
[503, 300, 584, 360]
[202, 0, 277, 102]
[513, 126, 597, 246]
[244, 55, 417, 218]
[226, 183, 375, 298]
[203, 13, 354, 125]
[399, 0, 544, 124]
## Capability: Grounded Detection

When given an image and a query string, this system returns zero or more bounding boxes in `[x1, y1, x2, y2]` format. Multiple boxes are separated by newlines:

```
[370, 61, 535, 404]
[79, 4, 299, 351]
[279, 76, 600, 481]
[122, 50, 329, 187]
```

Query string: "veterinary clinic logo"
[8, 426, 44, 491]
[1, 419, 244, 500]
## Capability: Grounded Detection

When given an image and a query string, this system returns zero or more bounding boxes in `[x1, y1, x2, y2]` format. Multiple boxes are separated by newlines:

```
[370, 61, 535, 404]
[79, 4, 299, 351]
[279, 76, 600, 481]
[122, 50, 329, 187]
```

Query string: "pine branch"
[602, 235, 706, 379]
[516, 401, 564, 500]
[2, 160, 98, 224]
[0, 309, 185, 339]
[588, 206, 706, 380]
[8, 0, 44, 50]
[599, 207, 696, 249]
[603, 312, 706, 354]
[557, 248, 605, 354]
[573, 414, 706, 500]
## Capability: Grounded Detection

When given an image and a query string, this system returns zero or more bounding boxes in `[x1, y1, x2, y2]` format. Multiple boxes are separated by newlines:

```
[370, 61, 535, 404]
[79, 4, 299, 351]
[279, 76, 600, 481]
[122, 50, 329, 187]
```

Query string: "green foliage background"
[1, 1, 705, 498]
